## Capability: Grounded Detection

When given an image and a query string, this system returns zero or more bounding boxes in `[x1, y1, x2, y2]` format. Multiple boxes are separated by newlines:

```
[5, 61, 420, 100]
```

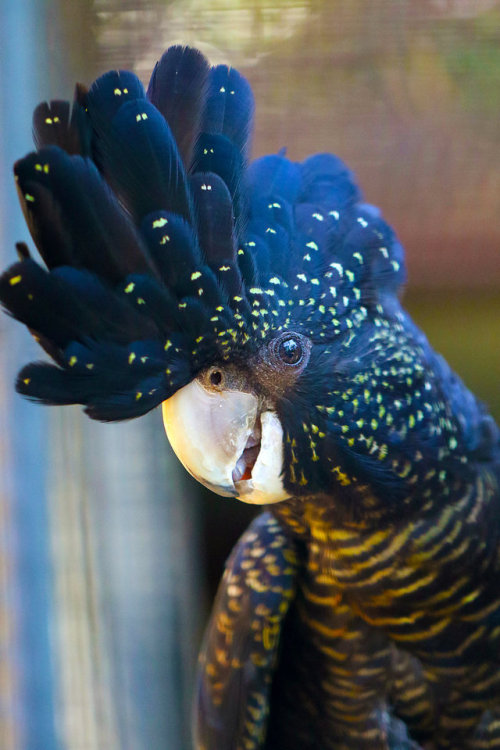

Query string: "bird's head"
[0, 46, 478, 518]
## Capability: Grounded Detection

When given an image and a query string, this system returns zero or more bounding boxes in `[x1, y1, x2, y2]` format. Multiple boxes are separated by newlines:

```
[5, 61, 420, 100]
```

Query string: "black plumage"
[32, 91, 91, 156]
[15, 146, 149, 278]
[147, 46, 210, 169]
[1, 45, 499, 750]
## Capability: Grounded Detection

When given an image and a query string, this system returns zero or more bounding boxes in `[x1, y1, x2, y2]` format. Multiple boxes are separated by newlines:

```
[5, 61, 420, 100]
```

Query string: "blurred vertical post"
[0, 2, 203, 749]
[0, 2, 59, 749]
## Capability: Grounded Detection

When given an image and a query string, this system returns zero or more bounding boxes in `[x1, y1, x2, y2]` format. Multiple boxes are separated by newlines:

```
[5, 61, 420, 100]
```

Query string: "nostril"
[209, 369, 223, 387]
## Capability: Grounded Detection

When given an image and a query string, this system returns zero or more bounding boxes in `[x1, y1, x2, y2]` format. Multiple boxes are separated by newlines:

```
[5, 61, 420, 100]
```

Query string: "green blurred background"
[0, 1, 498, 749]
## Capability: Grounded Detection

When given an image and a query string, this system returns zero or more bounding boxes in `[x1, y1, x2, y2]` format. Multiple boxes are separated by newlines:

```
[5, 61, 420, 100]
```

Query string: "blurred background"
[0, 1, 499, 748]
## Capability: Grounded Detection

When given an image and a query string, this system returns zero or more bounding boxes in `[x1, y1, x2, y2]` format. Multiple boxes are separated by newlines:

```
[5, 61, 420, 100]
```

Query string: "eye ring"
[206, 367, 224, 389]
[210, 369, 223, 386]
[273, 333, 304, 367]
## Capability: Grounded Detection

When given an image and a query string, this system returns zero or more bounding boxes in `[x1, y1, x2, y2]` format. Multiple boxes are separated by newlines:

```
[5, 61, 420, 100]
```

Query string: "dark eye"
[210, 369, 223, 386]
[207, 367, 224, 388]
[276, 335, 303, 366]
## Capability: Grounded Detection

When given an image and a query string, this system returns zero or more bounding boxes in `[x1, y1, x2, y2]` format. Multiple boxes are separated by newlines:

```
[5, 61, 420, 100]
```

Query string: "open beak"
[162, 379, 289, 504]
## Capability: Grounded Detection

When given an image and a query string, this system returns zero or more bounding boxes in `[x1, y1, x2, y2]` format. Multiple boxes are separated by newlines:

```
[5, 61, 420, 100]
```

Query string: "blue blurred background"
[0, 1, 499, 748]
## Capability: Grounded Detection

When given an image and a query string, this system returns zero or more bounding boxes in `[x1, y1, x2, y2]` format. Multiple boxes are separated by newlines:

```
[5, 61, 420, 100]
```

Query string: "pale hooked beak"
[162, 379, 289, 504]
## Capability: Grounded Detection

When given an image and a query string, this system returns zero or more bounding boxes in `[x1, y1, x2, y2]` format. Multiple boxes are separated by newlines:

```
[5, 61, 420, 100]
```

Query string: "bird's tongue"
[232, 423, 262, 483]
[233, 445, 261, 482]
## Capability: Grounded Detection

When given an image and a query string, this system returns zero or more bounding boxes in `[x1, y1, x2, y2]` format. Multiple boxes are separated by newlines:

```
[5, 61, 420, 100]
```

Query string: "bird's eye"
[275, 335, 303, 366]
[210, 369, 222, 386]
[208, 367, 224, 388]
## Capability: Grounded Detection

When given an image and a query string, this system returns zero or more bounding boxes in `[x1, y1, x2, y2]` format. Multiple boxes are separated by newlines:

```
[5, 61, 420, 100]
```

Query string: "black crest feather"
[147, 45, 210, 169]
